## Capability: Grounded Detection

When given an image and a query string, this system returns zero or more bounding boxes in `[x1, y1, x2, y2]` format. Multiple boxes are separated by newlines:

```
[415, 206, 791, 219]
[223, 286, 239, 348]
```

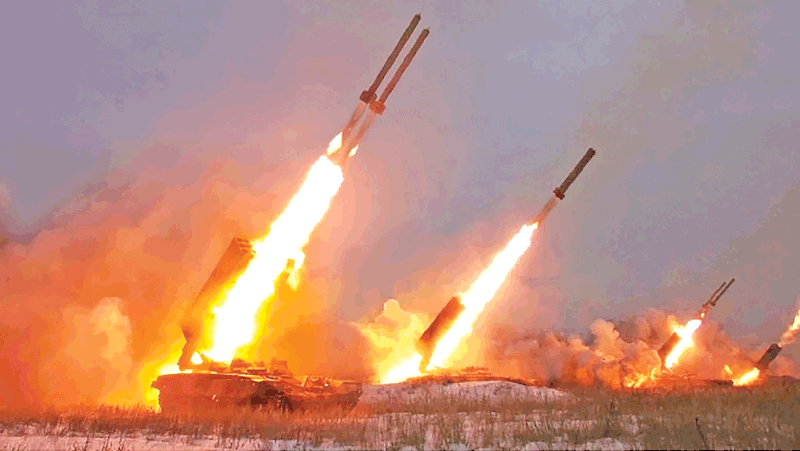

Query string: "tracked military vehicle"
[153, 358, 362, 413]
[153, 237, 361, 414]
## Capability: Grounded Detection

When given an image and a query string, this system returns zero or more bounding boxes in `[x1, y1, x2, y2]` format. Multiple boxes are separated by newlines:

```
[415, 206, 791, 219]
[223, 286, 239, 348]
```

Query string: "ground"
[1, 380, 798, 450]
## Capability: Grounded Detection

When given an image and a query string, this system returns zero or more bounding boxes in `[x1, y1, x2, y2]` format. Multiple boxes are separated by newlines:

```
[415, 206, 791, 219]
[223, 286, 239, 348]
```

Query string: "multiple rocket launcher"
[178, 16, 430, 369]
[175, 14, 786, 383]
[415, 149, 596, 372]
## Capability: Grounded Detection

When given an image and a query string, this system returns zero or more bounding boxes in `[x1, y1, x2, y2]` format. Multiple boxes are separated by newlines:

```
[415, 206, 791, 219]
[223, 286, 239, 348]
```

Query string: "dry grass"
[1, 384, 799, 450]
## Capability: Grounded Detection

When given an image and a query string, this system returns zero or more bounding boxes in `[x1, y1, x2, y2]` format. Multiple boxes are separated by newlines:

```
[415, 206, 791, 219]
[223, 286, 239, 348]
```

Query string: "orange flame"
[780, 309, 800, 346]
[382, 354, 423, 384]
[733, 368, 760, 386]
[379, 223, 537, 383]
[326, 132, 343, 155]
[204, 140, 345, 362]
[428, 224, 537, 370]
[664, 319, 702, 369]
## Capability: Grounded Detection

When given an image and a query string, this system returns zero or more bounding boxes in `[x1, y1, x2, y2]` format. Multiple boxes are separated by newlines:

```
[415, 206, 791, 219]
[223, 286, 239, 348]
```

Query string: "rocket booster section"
[328, 15, 429, 165]
[532, 148, 595, 225]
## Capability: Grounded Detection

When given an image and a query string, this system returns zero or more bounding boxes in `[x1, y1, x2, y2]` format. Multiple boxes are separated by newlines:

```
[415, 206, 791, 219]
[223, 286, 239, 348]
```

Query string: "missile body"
[531, 148, 595, 225]
[698, 278, 735, 318]
[328, 16, 429, 166]
[756, 343, 782, 370]
[415, 296, 465, 372]
[179, 237, 255, 370]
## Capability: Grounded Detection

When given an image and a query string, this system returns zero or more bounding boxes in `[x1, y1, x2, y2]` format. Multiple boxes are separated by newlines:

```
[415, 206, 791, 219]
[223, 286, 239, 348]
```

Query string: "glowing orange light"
[382, 354, 423, 384]
[733, 368, 760, 386]
[664, 319, 702, 369]
[326, 132, 343, 155]
[780, 309, 800, 346]
[427, 224, 536, 371]
[377, 223, 537, 383]
[205, 138, 344, 362]
[723, 364, 733, 377]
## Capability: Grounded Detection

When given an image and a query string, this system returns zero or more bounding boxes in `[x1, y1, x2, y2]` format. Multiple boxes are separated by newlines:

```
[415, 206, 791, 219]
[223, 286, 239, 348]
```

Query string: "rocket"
[698, 278, 735, 319]
[531, 148, 596, 225]
[327, 15, 429, 165]
[414, 149, 597, 373]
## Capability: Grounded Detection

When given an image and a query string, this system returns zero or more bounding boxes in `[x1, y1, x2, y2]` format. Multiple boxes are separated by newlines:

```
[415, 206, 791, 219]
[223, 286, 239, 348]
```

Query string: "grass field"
[1, 382, 798, 450]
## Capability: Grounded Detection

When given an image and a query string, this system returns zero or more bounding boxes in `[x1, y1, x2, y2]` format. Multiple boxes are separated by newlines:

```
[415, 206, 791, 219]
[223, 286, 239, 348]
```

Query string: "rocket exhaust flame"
[733, 367, 760, 386]
[780, 309, 800, 347]
[663, 319, 701, 369]
[178, 237, 255, 370]
[657, 279, 735, 369]
[732, 298, 800, 387]
[378, 149, 596, 383]
[427, 224, 537, 371]
[204, 154, 343, 362]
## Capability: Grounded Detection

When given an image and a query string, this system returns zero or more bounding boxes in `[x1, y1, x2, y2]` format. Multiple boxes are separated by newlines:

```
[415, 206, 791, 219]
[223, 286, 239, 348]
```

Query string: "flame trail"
[779, 309, 800, 347]
[382, 354, 423, 384]
[733, 368, 760, 386]
[377, 224, 537, 383]
[427, 224, 537, 370]
[731, 302, 800, 387]
[664, 319, 702, 369]
[205, 138, 344, 362]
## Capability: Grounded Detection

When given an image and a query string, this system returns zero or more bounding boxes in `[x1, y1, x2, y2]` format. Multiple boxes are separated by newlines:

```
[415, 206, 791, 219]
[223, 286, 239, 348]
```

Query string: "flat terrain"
[1, 381, 798, 450]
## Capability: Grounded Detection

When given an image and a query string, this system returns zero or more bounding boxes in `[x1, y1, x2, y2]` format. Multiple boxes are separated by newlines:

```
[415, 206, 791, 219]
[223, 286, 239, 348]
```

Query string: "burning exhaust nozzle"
[179, 237, 255, 371]
[532, 148, 596, 225]
[416, 296, 466, 372]
[756, 343, 782, 370]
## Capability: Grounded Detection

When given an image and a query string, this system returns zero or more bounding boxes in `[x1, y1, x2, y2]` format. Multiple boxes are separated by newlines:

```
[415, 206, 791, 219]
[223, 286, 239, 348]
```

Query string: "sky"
[0, 0, 799, 403]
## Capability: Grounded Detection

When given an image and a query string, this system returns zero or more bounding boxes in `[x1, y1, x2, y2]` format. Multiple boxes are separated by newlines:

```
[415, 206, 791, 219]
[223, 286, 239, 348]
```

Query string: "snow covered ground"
[0, 382, 638, 450]
[357, 380, 572, 411]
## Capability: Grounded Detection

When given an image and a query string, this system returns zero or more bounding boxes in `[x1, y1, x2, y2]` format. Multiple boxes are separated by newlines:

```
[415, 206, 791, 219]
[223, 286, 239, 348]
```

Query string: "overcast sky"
[2, 0, 799, 367]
